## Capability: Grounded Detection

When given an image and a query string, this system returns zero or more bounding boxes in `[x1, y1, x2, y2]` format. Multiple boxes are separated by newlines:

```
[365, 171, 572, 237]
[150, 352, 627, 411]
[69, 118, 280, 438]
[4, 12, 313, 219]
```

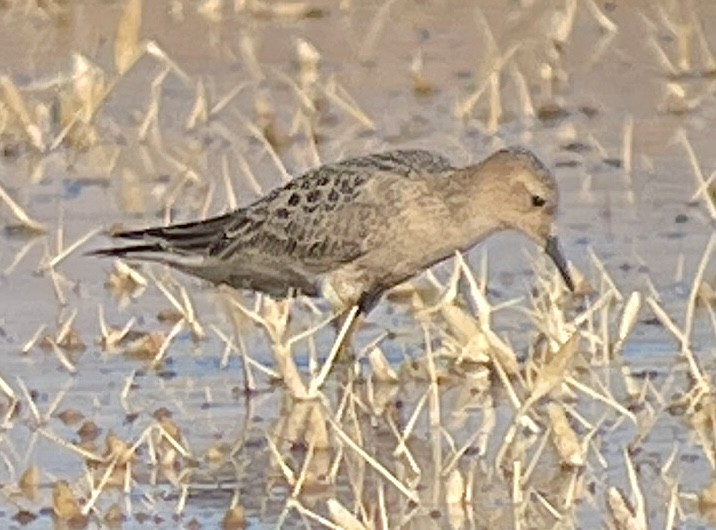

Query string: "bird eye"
[531, 194, 546, 207]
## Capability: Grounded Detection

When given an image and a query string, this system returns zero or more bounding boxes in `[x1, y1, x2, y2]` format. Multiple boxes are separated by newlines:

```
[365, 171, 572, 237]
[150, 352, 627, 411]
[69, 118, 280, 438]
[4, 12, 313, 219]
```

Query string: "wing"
[210, 149, 455, 267]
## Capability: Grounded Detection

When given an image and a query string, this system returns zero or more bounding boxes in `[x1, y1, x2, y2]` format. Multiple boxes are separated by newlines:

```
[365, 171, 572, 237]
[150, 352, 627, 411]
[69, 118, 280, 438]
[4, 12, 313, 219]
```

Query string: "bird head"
[481, 147, 575, 292]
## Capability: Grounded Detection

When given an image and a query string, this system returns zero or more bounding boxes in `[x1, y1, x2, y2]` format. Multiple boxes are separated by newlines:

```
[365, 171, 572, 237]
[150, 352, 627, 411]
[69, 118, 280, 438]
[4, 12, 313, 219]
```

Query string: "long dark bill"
[544, 235, 575, 292]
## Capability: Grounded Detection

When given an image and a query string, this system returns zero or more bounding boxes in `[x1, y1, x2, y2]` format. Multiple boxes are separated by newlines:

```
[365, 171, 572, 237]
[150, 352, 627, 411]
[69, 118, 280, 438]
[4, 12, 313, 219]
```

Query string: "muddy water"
[1, 0, 715, 528]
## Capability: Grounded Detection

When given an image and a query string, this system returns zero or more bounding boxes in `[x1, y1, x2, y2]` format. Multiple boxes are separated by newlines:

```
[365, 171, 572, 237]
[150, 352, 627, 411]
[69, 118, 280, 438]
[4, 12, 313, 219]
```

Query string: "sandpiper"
[92, 148, 574, 319]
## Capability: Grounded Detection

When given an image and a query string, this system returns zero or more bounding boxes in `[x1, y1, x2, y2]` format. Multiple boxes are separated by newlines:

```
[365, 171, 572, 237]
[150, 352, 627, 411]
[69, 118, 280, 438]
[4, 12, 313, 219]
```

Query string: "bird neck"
[440, 165, 508, 245]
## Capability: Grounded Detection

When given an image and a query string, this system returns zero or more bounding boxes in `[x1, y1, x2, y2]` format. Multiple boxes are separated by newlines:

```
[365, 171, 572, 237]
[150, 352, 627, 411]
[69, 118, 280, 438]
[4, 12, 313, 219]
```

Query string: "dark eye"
[531, 195, 546, 207]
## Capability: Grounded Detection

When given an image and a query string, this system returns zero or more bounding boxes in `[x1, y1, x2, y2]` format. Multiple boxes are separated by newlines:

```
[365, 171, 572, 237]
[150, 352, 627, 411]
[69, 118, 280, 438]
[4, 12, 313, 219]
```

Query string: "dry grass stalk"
[233, 111, 291, 182]
[321, 77, 376, 131]
[551, 0, 578, 46]
[509, 64, 535, 118]
[47, 338, 78, 374]
[222, 505, 247, 529]
[114, 0, 144, 75]
[445, 468, 465, 505]
[144, 41, 191, 85]
[242, 0, 324, 19]
[377, 483, 389, 530]
[296, 37, 320, 76]
[210, 82, 247, 118]
[455, 43, 520, 121]
[356, 0, 400, 61]
[520, 331, 579, 415]
[137, 67, 170, 143]
[307, 305, 359, 397]
[4, 238, 44, 276]
[644, 293, 708, 391]
[98, 305, 136, 351]
[117, 167, 149, 216]
[229, 295, 319, 398]
[489, 342, 538, 435]
[486, 71, 502, 134]
[511, 458, 523, 503]
[410, 48, 436, 96]
[566, 376, 635, 422]
[699, 481, 716, 513]
[304, 403, 330, 450]
[152, 276, 205, 339]
[235, 150, 266, 197]
[327, 413, 419, 503]
[613, 291, 642, 355]
[104, 259, 148, 301]
[268, 65, 316, 117]
[584, 0, 617, 32]
[622, 114, 634, 179]
[46, 265, 68, 306]
[254, 91, 290, 148]
[285, 498, 344, 530]
[18, 465, 39, 500]
[150, 319, 184, 368]
[266, 434, 296, 486]
[0, 75, 45, 151]
[588, 247, 624, 301]
[692, 10, 716, 72]
[285, 436, 320, 496]
[52, 480, 86, 522]
[368, 346, 398, 383]
[533, 489, 563, 521]
[236, 33, 264, 80]
[44, 226, 103, 271]
[437, 305, 491, 365]
[154, 147, 204, 192]
[660, 82, 705, 114]
[547, 402, 584, 467]
[654, 3, 716, 75]
[677, 129, 716, 219]
[606, 469, 646, 528]
[521, 427, 550, 482]
[38, 424, 105, 463]
[647, 34, 678, 76]
[56, 55, 109, 149]
[0, 179, 46, 233]
[0, 372, 17, 407]
[391, 387, 428, 466]
[327, 498, 367, 530]
[186, 79, 209, 130]
[683, 233, 715, 349]
[81, 453, 121, 516]
[457, 251, 522, 373]
[219, 154, 239, 211]
[52, 309, 80, 350]
[645, 296, 687, 343]
[119, 371, 136, 415]
[689, 395, 716, 469]
[212, 323, 273, 384]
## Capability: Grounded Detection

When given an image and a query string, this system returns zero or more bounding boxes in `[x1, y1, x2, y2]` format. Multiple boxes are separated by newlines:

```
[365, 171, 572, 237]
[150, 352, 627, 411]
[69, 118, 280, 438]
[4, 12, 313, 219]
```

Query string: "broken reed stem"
[0, 180, 46, 233]
[307, 305, 359, 397]
[81, 455, 120, 516]
[678, 128, 716, 219]
[326, 412, 419, 503]
[44, 227, 103, 271]
[682, 233, 715, 351]
[38, 428, 105, 463]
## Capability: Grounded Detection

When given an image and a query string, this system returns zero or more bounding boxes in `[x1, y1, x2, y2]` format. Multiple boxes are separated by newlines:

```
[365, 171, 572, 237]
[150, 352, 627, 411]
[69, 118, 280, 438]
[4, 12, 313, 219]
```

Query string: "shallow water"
[1, 0, 715, 528]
